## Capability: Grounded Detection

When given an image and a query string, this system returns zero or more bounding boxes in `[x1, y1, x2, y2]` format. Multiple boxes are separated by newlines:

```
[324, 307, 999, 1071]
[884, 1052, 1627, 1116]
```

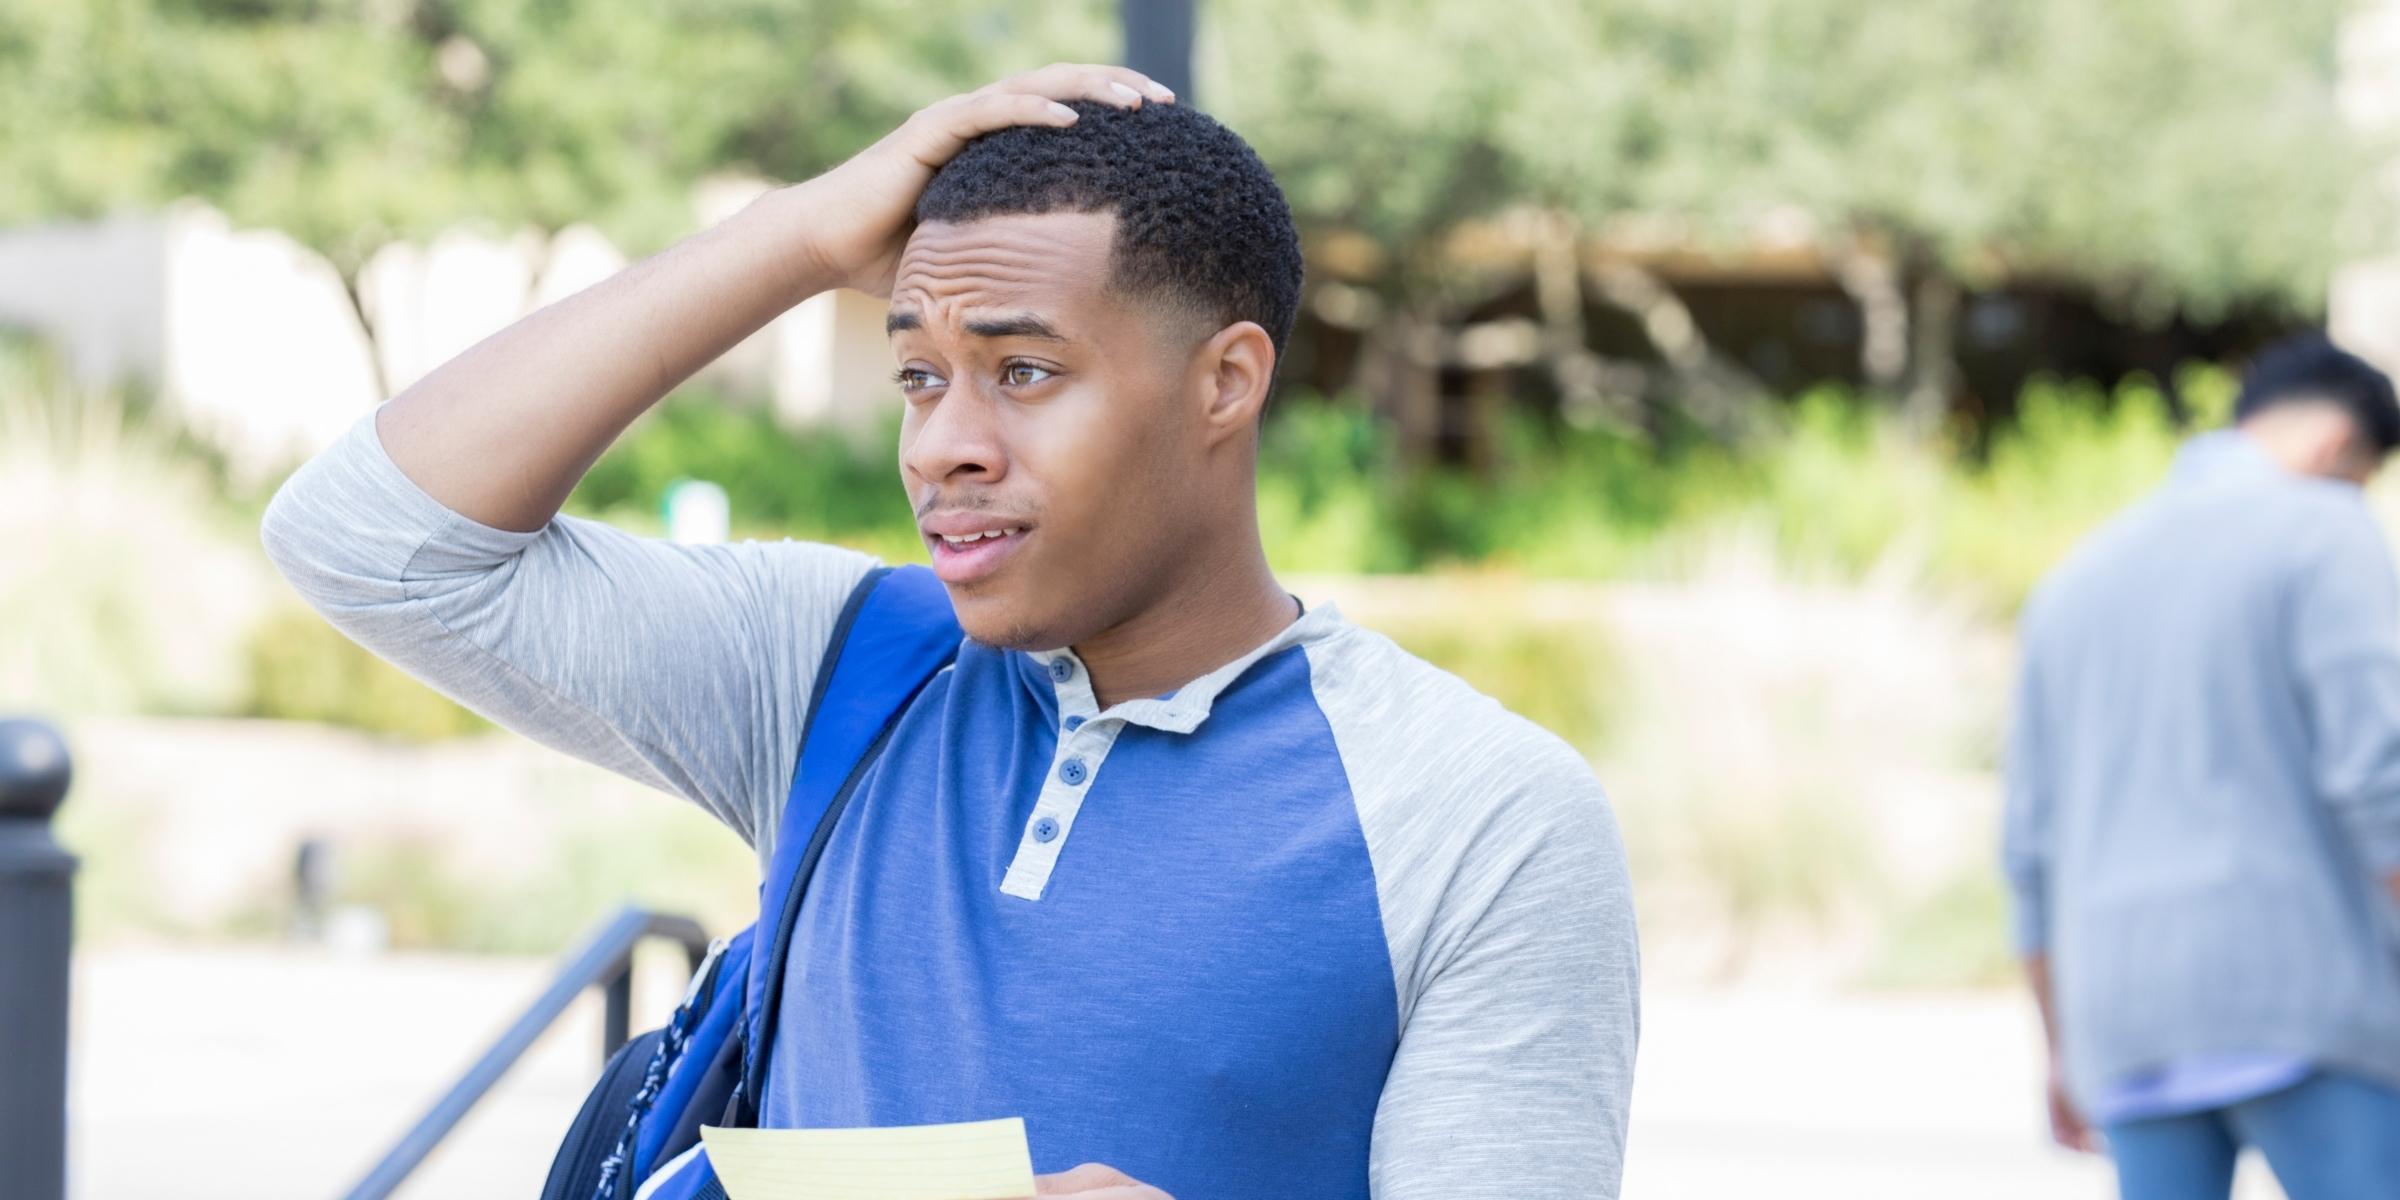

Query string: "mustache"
[913, 491, 1038, 521]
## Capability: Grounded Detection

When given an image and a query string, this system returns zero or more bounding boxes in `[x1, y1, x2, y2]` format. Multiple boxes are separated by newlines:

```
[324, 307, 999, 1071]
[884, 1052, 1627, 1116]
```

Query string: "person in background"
[2003, 333, 2400, 1199]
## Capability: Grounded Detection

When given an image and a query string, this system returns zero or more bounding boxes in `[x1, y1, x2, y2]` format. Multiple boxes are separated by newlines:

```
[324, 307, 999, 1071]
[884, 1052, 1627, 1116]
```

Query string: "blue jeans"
[2107, 1072, 2400, 1200]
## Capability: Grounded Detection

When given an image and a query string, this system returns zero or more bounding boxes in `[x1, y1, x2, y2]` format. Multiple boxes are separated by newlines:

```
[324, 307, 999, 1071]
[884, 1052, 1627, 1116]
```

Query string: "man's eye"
[1003, 363, 1055, 387]
[894, 367, 944, 393]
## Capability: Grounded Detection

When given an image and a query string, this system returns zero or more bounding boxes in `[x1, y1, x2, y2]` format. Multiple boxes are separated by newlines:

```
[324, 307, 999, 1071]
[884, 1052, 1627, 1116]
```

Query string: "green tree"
[0, 0, 1111, 376]
[1212, 0, 2373, 440]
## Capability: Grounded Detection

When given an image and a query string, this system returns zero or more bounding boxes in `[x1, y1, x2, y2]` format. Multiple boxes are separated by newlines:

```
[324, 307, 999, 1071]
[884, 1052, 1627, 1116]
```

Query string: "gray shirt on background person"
[2004, 428, 2400, 1112]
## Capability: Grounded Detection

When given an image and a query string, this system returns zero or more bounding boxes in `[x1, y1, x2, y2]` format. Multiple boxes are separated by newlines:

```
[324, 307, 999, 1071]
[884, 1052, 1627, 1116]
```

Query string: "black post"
[1121, 0, 1196, 106]
[602, 960, 632, 1059]
[0, 718, 74, 1200]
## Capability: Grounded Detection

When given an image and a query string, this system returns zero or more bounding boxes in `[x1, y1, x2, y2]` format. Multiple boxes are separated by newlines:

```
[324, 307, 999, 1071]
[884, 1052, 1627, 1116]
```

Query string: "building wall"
[0, 201, 886, 483]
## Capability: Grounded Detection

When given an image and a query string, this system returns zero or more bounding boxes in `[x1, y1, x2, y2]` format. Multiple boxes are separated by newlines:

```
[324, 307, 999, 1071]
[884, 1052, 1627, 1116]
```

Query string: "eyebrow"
[884, 309, 1066, 341]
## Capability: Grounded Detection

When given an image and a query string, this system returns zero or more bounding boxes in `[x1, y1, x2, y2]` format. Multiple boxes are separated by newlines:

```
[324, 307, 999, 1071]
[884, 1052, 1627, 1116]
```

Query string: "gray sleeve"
[2290, 504, 2400, 877]
[259, 411, 880, 858]
[2000, 644, 2053, 955]
[1304, 631, 1638, 1199]
[1366, 750, 1640, 1200]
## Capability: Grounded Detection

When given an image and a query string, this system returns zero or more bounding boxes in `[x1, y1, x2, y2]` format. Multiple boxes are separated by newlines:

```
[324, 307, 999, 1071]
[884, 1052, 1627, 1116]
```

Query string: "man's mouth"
[934, 525, 1026, 547]
[922, 520, 1032, 585]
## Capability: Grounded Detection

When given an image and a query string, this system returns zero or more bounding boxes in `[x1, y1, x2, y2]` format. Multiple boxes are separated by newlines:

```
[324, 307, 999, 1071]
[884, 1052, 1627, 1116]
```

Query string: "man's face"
[888, 211, 1206, 649]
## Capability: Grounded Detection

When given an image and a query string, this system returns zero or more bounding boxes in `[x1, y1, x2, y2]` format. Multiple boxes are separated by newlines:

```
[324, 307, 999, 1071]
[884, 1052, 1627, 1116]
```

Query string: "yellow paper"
[699, 1118, 1037, 1200]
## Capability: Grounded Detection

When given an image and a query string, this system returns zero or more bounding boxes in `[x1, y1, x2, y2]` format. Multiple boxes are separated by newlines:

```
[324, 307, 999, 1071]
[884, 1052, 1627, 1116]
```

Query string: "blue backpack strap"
[632, 1146, 729, 1200]
[734, 564, 962, 1118]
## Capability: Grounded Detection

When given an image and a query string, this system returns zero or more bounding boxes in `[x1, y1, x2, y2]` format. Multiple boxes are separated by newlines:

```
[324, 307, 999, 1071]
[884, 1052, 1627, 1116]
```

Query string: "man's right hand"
[786, 63, 1174, 299]
[373, 63, 1167, 534]
[2047, 1058, 2101, 1154]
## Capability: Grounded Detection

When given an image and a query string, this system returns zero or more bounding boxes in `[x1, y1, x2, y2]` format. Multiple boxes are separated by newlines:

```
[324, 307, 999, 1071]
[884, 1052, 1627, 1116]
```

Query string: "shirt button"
[1049, 658, 1074, 683]
[1058, 757, 1089, 786]
[1063, 715, 1086, 732]
[1032, 816, 1061, 843]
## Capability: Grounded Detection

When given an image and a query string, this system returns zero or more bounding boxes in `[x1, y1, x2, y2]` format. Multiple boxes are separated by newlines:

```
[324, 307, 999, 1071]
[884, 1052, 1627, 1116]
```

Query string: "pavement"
[64, 947, 2286, 1199]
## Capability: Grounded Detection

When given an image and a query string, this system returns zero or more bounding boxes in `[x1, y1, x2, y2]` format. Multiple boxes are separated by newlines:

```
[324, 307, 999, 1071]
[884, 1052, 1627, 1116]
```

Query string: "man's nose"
[902, 382, 1008, 485]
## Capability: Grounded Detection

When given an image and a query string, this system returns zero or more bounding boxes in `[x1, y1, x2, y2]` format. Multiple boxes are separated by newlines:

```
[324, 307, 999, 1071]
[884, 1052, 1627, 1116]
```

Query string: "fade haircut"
[2235, 333, 2400, 456]
[914, 100, 1305, 372]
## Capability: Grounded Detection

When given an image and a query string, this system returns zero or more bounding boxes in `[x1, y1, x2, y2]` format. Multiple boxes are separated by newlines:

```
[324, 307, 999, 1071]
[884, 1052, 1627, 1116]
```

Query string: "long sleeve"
[2289, 504, 2400, 880]
[2000, 638, 2053, 956]
[259, 410, 879, 858]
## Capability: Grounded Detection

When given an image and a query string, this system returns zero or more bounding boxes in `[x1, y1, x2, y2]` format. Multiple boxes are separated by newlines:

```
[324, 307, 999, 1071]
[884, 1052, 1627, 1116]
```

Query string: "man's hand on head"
[784, 64, 1175, 299]
[1032, 1163, 1174, 1198]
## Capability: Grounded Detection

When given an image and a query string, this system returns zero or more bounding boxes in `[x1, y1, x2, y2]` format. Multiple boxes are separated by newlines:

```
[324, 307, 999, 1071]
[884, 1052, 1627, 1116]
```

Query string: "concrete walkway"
[65, 948, 2283, 1199]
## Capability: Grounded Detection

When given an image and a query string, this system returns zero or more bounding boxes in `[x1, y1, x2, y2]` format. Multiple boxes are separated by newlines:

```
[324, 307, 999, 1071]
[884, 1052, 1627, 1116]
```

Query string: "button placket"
[1000, 666, 1121, 900]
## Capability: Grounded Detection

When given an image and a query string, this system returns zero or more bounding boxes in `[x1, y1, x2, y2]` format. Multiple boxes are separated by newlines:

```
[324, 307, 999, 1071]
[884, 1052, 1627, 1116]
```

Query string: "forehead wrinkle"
[894, 265, 1108, 346]
[896, 216, 1113, 292]
[895, 253, 1094, 297]
[888, 278, 1071, 339]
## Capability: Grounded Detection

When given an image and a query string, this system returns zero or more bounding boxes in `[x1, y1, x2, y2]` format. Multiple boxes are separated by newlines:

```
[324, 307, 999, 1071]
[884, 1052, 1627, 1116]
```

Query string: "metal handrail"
[341, 905, 710, 1200]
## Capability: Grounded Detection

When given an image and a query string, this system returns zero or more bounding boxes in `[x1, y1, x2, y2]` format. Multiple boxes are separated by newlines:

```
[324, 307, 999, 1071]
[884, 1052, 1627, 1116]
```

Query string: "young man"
[2003, 335, 2400, 1199]
[263, 66, 1638, 1198]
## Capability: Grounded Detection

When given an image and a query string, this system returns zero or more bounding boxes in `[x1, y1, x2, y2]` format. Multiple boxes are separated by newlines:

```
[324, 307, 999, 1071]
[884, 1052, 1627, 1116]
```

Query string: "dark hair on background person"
[2235, 333, 2400, 456]
[915, 99, 1305, 373]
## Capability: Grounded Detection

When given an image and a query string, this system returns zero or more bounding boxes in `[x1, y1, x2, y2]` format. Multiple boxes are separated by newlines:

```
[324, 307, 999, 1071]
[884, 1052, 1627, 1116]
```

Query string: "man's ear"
[1193, 320, 1276, 447]
[2310, 410, 2372, 480]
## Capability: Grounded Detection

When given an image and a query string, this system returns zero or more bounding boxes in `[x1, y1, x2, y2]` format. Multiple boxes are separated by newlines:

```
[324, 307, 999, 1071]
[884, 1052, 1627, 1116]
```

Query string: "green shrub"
[242, 607, 489, 740]
[1381, 617, 1619, 755]
[1862, 867, 2020, 989]
[1935, 372, 2200, 610]
[571, 375, 2216, 613]
[329, 809, 755, 954]
[197, 367, 2216, 747]
[570, 390, 923, 561]
[0, 341, 269, 717]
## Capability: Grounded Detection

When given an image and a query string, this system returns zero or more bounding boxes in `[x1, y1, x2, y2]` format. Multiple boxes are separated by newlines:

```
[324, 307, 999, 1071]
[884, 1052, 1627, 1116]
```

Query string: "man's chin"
[946, 589, 1063, 653]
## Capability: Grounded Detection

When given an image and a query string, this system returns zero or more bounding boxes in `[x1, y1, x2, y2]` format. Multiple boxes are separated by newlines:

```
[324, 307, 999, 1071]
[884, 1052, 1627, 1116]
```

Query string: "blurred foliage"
[570, 393, 925, 562]
[1935, 367, 2233, 608]
[0, 334, 486, 734]
[328, 810, 754, 954]
[1681, 784, 1883, 972]
[0, 338, 270, 717]
[2, 339, 2153, 984]
[2, 0, 2369, 320]
[575, 371, 2215, 615]
[1215, 0, 2371, 318]
[241, 606, 490, 740]
[1380, 618, 1619, 755]
[0, 0, 1111, 270]
[2, 304, 2205, 754]
[1862, 866, 2019, 989]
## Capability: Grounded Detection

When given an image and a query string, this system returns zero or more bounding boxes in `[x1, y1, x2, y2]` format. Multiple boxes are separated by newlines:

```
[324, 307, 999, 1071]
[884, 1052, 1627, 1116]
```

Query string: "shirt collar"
[2171, 429, 2280, 487]
[1024, 599, 1349, 735]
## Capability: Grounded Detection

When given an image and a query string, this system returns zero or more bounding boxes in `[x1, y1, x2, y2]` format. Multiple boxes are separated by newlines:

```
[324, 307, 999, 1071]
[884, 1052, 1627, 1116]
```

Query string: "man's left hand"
[1034, 1163, 1173, 1198]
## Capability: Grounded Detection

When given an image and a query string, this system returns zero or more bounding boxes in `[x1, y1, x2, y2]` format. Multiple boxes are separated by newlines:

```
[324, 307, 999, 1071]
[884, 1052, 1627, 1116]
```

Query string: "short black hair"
[2234, 333, 2400, 455]
[915, 100, 1304, 369]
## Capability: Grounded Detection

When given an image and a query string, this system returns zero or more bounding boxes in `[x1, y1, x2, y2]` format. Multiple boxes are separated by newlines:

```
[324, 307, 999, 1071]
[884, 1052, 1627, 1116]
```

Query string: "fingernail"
[1049, 102, 1079, 121]
[1149, 84, 1175, 102]
[1109, 81, 1142, 103]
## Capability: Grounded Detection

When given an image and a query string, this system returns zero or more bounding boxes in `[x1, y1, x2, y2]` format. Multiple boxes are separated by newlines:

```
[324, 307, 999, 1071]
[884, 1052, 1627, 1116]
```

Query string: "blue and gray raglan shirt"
[262, 413, 1640, 1199]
